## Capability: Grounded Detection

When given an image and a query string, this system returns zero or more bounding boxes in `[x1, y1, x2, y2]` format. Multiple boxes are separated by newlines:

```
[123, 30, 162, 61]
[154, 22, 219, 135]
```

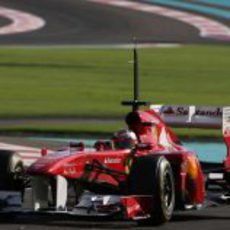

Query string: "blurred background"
[0, 0, 229, 146]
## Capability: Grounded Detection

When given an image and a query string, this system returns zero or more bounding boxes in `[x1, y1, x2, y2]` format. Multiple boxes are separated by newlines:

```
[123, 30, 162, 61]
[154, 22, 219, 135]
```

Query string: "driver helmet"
[112, 129, 137, 149]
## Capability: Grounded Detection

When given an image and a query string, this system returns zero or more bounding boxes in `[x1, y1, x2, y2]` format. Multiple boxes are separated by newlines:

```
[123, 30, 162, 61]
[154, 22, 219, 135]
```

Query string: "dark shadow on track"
[0, 210, 230, 229]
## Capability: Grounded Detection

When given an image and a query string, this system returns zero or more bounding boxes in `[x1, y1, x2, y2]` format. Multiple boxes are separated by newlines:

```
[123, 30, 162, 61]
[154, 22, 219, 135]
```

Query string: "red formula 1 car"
[1, 49, 230, 225]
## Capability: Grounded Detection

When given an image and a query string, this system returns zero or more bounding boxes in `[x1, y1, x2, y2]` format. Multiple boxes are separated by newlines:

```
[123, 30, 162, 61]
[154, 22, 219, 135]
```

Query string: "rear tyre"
[127, 155, 175, 225]
[0, 150, 25, 192]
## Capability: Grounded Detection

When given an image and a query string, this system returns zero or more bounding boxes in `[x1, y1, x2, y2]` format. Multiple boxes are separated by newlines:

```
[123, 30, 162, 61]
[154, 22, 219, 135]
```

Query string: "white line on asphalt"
[88, 0, 230, 41]
[0, 6, 46, 35]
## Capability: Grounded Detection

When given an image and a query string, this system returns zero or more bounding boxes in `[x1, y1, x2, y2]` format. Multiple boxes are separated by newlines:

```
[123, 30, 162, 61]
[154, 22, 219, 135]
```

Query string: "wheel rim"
[163, 170, 173, 209]
[13, 164, 24, 180]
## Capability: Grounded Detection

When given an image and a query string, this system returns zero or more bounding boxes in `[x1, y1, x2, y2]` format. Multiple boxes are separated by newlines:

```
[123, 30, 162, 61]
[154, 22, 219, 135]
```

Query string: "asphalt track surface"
[1, 206, 230, 230]
[0, 0, 229, 45]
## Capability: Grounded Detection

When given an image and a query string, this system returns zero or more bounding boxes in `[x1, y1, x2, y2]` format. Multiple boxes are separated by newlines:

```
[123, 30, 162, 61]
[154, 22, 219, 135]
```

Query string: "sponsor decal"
[64, 168, 76, 175]
[162, 106, 188, 116]
[104, 157, 122, 164]
[63, 163, 79, 167]
[161, 106, 222, 117]
[195, 108, 222, 117]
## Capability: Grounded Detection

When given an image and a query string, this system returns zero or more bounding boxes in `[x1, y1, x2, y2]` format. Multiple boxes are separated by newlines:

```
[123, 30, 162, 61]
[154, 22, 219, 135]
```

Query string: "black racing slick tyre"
[0, 150, 25, 191]
[127, 155, 175, 225]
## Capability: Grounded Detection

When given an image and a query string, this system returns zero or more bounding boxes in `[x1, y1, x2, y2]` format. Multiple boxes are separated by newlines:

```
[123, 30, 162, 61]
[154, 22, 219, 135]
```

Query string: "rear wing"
[150, 105, 230, 171]
[150, 105, 230, 132]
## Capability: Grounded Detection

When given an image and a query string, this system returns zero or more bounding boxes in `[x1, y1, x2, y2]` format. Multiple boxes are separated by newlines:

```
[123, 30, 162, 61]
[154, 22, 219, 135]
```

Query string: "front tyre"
[0, 150, 25, 192]
[127, 155, 175, 225]
[153, 156, 175, 225]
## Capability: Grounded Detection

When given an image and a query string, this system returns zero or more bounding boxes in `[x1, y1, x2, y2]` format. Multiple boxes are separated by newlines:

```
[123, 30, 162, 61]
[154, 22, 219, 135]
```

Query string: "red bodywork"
[27, 109, 205, 218]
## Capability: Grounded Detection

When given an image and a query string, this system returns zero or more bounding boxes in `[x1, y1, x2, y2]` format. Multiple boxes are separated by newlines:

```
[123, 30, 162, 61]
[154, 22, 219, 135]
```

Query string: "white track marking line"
[0, 6, 45, 35]
[88, 0, 230, 41]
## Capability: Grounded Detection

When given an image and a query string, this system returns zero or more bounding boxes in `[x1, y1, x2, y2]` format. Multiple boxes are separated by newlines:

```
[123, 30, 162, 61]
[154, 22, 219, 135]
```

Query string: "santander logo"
[162, 106, 222, 117]
[195, 108, 222, 117]
[162, 106, 189, 116]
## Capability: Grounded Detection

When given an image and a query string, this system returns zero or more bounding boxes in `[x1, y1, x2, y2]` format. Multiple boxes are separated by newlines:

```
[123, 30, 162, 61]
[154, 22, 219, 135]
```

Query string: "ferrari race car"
[0, 49, 230, 226]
